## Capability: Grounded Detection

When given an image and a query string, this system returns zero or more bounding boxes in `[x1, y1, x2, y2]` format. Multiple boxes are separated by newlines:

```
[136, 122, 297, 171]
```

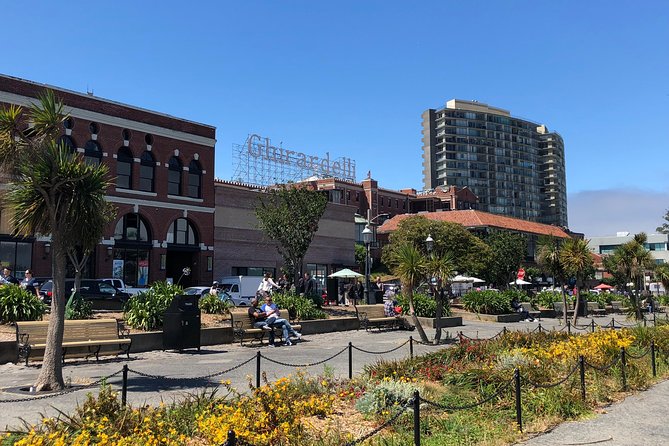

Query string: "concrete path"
[0, 314, 663, 445]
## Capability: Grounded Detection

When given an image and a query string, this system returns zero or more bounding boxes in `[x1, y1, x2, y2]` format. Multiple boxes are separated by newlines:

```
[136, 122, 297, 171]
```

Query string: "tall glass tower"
[421, 100, 567, 228]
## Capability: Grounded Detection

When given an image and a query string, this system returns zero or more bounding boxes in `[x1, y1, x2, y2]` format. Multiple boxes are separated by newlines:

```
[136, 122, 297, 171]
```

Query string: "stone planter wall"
[408, 316, 463, 329]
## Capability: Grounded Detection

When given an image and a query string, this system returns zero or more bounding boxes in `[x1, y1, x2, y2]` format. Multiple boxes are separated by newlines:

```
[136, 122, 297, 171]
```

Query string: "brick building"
[0, 74, 216, 287]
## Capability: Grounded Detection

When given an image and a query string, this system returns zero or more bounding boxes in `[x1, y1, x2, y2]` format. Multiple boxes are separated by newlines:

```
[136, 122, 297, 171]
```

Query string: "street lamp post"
[362, 225, 373, 304]
[425, 234, 444, 344]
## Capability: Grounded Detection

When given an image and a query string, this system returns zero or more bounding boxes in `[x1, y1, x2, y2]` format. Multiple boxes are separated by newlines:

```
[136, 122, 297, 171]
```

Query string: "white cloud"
[568, 188, 669, 238]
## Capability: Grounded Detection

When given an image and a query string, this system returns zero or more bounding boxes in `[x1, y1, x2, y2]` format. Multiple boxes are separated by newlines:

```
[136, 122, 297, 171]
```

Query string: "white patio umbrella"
[328, 268, 363, 278]
[509, 279, 532, 286]
[468, 276, 485, 283]
[451, 274, 474, 283]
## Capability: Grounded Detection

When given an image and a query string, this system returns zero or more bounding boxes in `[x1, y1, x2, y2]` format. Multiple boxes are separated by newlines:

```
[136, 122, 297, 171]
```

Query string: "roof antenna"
[86, 84, 94, 96]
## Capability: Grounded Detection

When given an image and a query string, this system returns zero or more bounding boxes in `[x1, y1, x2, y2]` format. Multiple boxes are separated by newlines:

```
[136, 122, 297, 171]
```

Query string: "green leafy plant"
[0, 284, 46, 322]
[124, 281, 183, 330]
[355, 378, 419, 416]
[273, 291, 326, 320]
[65, 291, 93, 320]
[394, 292, 449, 317]
[199, 293, 231, 314]
[460, 290, 512, 314]
[535, 290, 564, 308]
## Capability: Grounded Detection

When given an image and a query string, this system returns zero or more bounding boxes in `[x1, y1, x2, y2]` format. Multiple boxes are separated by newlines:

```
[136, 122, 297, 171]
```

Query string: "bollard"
[621, 348, 627, 391]
[348, 342, 353, 380]
[591, 320, 595, 333]
[502, 327, 507, 336]
[226, 429, 236, 446]
[611, 317, 615, 330]
[644, 316, 647, 328]
[567, 320, 571, 335]
[654, 312, 657, 327]
[256, 351, 261, 389]
[651, 341, 657, 377]
[578, 355, 585, 401]
[514, 368, 522, 432]
[409, 336, 414, 359]
[413, 390, 421, 446]
[121, 364, 128, 406]
[537, 323, 542, 333]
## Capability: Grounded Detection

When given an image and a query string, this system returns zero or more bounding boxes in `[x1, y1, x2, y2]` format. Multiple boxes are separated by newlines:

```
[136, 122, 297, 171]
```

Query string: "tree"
[255, 185, 328, 284]
[354, 243, 366, 270]
[388, 243, 429, 343]
[484, 231, 527, 288]
[559, 238, 594, 324]
[425, 250, 455, 344]
[656, 210, 669, 234]
[0, 90, 113, 390]
[381, 216, 490, 277]
[536, 236, 569, 326]
[654, 263, 669, 294]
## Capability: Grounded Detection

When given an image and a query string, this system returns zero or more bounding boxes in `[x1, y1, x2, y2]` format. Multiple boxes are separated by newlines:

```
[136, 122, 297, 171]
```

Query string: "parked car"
[183, 286, 249, 306]
[100, 278, 147, 296]
[39, 279, 131, 310]
[218, 276, 262, 305]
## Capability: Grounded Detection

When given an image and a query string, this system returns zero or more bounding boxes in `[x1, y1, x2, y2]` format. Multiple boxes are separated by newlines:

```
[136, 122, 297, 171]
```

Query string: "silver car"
[183, 286, 248, 306]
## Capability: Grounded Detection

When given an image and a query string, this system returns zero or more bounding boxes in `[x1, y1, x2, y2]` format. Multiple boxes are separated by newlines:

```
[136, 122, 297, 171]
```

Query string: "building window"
[168, 156, 182, 195]
[83, 140, 102, 165]
[116, 148, 133, 189]
[167, 218, 198, 245]
[139, 151, 155, 192]
[113, 248, 149, 287]
[89, 122, 99, 134]
[231, 267, 274, 277]
[187, 159, 202, 198]
[63, 117, 74, 130]
[306, 263, 327, 294]
[58, 135, 76, 153]
[114, 213, 151, 242]
[0, 241, 32, 279]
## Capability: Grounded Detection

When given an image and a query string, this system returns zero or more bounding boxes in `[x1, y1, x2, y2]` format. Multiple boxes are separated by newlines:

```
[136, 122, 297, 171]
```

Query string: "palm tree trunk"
[34, 237, 66, 391]
[408, 290, 428, 343]
[560, 282, 569, 327]
[571, 285, 580, 326]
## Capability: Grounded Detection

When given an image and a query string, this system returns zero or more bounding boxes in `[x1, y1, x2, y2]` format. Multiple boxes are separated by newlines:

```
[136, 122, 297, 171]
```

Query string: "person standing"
[21, 270, 38, 296]
[209, 281, 220, 297]
[277, 274, 289, 292]
[258, 273, 280, 295]
[2, 267, 19, 285]
[355, 281, 364, 304]
[303, 273, 316, 298]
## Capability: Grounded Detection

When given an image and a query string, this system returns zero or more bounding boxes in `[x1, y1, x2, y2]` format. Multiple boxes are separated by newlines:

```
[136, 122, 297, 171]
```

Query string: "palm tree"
[0, 91, 113, 391]
[390, 242, 429, 343]
[654, 263, 669, 296]
[536, 236, 569, 325]
[560, 238, 594, 325]
[426, 251, 455, 344]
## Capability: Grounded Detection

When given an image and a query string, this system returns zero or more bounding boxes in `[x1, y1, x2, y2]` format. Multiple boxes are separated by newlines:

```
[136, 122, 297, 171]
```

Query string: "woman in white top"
[258, 273, 280, 294]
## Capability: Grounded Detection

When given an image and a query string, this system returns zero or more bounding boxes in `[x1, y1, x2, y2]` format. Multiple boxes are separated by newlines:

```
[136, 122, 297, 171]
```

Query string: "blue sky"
[2, 1, 668, 237]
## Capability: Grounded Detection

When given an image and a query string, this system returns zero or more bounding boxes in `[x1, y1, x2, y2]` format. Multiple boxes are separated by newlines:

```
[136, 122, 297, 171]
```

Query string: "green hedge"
[124, 281, 183, 330]
[0, 284, 46, 322]
[199, 293, 231, 314]
[394, 292, 452, 318]
[460, 290, 513, 314]
[273, 292, 326, 320]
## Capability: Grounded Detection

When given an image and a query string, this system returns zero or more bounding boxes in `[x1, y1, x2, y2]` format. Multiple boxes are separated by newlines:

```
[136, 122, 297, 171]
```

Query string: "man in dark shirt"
[1, 267, 19, 285]
[248, 297, 275, 345]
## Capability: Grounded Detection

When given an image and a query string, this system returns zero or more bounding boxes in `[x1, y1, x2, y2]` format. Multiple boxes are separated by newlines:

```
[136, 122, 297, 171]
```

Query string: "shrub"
[65, 291, 93, 320]
[273, 292, 326, 320]
[501, 288, 529, 304]
[460, 290, 511, 314]
[0, 284, 46, 322]
[355, 378, 419, 416]
[535, 290, 563, 308]
[395, 292, 451, 317]
[124, 281, 183, 330]
[199, 293, 231, 314]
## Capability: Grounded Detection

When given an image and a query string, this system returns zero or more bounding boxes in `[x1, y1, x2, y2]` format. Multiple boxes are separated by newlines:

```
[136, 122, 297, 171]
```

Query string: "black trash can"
[163, 294, 201, 351]
[374, 290, 384, 304]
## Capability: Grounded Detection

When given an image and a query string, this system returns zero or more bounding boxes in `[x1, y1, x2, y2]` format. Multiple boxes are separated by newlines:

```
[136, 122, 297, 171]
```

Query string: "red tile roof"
[378, 210, 570, 238]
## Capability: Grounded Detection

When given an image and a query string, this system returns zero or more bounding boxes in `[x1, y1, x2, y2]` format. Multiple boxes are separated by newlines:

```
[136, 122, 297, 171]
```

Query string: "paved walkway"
[0, 314, 665, 445]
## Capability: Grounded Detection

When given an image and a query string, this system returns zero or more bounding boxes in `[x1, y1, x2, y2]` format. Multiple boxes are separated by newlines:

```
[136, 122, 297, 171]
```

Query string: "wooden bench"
[520, 302, 541, 320]
[587, 301, 607, 317]
[16, 319, 132, 366]
[355, 304, 402, 331]
[553, 302, 574, 318]
[229, 309, 302, 346]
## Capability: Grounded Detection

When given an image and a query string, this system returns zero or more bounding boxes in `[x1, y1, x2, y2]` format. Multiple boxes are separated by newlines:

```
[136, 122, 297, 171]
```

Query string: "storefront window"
[0, 241, 32, 279]
[113, 248, 149, 286]
[306, 263, 328, 294]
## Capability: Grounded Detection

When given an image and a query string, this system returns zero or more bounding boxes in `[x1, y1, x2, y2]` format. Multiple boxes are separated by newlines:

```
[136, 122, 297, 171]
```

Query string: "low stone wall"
[409, 316, 463, 329]
[0, 341, 15, 364]
[453, 310, 522, 323]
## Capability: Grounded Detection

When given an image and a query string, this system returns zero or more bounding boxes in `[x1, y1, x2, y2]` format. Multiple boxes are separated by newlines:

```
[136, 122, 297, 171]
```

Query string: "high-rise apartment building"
[421, 99, 568, 227]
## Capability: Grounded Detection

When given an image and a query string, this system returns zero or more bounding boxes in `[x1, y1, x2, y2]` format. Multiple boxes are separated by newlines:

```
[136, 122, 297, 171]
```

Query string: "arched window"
[167, 218, 198, 245]
[114, 213, 151, 242]
[84, 140, 102, 165]
[116, 148, 133, 189]
[187, 160, 202, 198]
[139, 151, 155, 192]
[58, 135, 76, 153]
[167, 156, 182, 195]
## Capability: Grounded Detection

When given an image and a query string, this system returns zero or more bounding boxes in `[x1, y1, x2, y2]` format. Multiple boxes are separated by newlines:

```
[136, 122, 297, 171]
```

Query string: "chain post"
[567, 320, 571, 335]
[654, 312, 657, 327]
[502, 327, 507, 336]
[409, 336, 414, 359]
[538, 323, 542, 333]
[651, 340, 657, 377]
[644, 316, 647, 327]
[621, 347, 627, 391]
[121, 364, 128, 406]
[578, 355, 585, 401]
[514, 368, 522, 432]
[227, 429, 236, 446]
[611, 317, 615, 330]
[348, 342, 353, 380]
[413, 390, 420, 446]
[256, 351, 261, 389]
[591, 320, 595, 333]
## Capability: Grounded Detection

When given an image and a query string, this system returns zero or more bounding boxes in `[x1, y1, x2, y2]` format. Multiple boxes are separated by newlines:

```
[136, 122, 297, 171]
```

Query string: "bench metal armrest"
[117, 322, 130, 337]
[18, 333, 30, 346]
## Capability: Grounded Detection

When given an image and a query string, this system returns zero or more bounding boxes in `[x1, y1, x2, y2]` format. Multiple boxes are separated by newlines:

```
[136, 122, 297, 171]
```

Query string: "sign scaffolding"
[231, 134, 356, 186]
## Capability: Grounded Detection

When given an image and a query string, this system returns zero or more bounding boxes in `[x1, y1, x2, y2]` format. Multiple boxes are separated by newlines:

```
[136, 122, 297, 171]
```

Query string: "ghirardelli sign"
[246, 134, 356, 182]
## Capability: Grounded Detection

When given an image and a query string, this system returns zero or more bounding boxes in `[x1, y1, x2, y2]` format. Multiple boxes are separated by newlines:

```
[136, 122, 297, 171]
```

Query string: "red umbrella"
[594, 283, 614, 290]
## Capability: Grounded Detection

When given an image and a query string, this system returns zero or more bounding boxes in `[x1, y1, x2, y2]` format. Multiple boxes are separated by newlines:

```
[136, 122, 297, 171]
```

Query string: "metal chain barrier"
[418, 378, 514, 411]
[625, 349, 651, 360]
[260, 346, 348, 367]
[521, 362, 580, 389]
[128, 354, 256, 381]
[584, 354, 621, 373]
[351, 340, 410, 355]
[0, 369, 123, 404]
[344, 401, 411, 446]
[458, 328, 506, 342]
[570, 323, 591, 332]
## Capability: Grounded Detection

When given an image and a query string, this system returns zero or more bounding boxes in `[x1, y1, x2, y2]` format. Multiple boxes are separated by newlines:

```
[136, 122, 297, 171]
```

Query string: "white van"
[218, 276, 263, 306]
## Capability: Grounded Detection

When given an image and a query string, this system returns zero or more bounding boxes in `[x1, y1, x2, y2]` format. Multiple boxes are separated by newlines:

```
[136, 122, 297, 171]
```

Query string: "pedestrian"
[277, 273, 289, 292]
[258, 273, 280, 295]
[1, 267, 19, 285]
[21, 270, 38, 297]
[209, 281, 220, 297]
[355, 281, 364, 304]
[339, 281, 347, 305]
[303, 273, 316, 298]
[260, 293, 302, 346]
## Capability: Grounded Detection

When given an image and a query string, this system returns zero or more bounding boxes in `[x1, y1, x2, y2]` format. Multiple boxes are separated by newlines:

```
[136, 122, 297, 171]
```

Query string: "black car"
[39, 279, 131, 310]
